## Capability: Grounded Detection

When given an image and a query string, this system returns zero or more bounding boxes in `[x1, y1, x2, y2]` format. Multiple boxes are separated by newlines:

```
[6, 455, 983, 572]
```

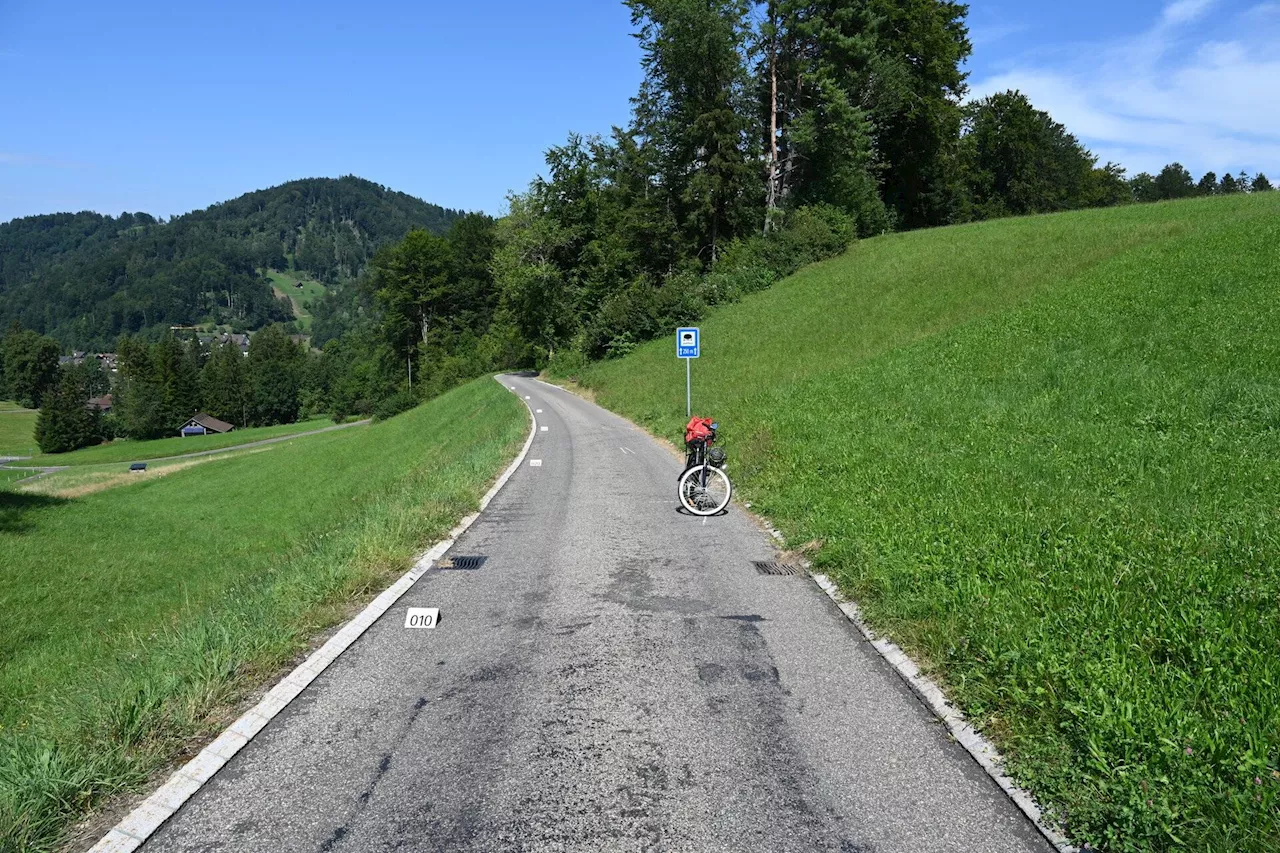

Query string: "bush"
[370, 390, 418, 422]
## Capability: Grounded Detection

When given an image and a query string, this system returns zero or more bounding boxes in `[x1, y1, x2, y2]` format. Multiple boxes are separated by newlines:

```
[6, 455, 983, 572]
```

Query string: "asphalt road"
[141, 375, 1052, 853]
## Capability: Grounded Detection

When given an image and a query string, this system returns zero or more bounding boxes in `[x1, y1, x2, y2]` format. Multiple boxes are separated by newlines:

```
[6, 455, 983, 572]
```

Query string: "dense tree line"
[1131, 163, 1272, 202]
[311, 0, 1278, 395]
[111, 327, 310, 441]
[0, 177, 463, 351]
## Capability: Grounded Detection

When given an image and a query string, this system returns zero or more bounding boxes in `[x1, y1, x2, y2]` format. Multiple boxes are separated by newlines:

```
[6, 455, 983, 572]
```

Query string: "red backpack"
[685, 417, 716, 445]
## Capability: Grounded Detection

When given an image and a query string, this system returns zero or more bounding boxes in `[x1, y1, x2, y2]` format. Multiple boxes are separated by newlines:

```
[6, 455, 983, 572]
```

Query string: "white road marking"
[536, 409, 543, 414]
[540, 426, 549, 432]
[525, 396, 531, 400]
[530, 459, 543, 467]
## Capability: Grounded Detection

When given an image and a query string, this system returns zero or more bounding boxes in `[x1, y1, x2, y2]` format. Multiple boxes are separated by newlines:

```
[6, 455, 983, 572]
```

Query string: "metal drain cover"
[752, 560, 802, 576]
[437, 555, 487, 571]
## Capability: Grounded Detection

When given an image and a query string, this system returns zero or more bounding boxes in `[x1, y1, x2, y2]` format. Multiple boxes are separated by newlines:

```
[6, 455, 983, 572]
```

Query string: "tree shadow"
[0, 491, 69, 535]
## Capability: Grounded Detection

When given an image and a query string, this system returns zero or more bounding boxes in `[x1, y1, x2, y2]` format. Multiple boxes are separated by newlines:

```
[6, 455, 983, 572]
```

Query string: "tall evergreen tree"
[200, 339, 250, 426]
[247, 325, 305, 425]
[34, 368, 102, 453]
[760, 0, 889, 235]
[114, 337, 167, 439]
[1196, 171, 1218, 196]
[867, 0, 972, 228]
[1253, 173, 1273, 192]
[627, 0, 760, 263]
[1219, 171, 1240, 194]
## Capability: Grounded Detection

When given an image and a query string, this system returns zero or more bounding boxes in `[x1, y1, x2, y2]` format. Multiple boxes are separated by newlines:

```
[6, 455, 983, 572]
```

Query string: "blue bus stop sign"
[677, 327, 700, 359]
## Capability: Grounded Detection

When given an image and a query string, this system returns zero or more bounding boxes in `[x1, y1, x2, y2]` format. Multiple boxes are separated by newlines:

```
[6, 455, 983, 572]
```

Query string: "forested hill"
[0, 176, 464, 350]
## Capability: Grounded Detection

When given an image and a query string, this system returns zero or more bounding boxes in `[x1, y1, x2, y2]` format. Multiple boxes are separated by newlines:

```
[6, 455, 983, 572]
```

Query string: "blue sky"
[1, 1, 1277, 224]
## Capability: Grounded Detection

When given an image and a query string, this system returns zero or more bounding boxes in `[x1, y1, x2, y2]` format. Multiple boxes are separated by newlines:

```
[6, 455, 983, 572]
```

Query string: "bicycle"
[678, 418, 732, 516]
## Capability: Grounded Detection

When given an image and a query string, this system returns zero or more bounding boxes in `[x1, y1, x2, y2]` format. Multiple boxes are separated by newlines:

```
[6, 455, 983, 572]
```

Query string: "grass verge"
[0, 377, 526, 853]
[574, 194, 1280, 852]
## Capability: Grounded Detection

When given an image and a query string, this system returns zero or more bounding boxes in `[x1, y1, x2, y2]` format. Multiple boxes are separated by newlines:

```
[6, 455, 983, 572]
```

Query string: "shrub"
[370, 390, 418, 422]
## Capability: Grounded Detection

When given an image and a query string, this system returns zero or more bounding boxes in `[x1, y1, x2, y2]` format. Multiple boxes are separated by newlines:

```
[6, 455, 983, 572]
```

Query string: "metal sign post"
[677, 327, 700, 417]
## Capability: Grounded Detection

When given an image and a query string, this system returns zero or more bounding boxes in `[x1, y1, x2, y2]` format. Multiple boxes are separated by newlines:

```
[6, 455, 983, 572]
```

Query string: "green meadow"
[577, 194, 1280, 852]
[21, 417, 339, 467]
[266, 270, 328, 331]
[0, 378, 526, 852]
[0, 407, 38, 458]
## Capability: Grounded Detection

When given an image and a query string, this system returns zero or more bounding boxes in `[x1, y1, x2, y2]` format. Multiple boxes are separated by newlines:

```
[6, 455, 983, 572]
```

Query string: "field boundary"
[87, 378, 536, 853]
[533, 375, 1076, 853]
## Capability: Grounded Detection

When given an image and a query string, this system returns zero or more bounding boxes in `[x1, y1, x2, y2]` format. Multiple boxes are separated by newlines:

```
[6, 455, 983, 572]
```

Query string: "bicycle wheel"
[678, 464, 732, 516]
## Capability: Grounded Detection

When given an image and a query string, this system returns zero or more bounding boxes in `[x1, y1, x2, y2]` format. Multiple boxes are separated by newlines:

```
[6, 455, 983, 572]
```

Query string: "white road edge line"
[88, 376, 539, 853]
[530, 376, 1074, 853]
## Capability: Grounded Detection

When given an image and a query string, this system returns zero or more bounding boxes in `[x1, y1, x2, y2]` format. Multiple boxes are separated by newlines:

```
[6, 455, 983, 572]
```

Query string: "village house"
[179, 413, 234, 437]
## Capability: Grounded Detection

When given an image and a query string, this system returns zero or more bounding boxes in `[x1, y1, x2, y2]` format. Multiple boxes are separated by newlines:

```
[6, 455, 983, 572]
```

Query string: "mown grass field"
[266, 270, 327, 331]
[0, 407, 38, 458]
[22, 417, 337, 467]
[0, 378, 526, 853]
[576, 194, 1280, 852]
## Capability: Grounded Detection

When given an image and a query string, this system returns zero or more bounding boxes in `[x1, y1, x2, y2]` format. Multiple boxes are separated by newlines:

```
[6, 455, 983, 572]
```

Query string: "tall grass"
[0, 378, 525, 852]
[577, 194, 1280, 852]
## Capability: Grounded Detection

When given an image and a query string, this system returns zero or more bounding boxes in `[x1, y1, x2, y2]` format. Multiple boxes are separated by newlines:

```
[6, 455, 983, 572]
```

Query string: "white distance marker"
[530, 459, 543, 467]
[536, 409, 543, 414]
[540, 426, 549, 432]
[525, 396, 531, 400]
[405, 608, 440, 629]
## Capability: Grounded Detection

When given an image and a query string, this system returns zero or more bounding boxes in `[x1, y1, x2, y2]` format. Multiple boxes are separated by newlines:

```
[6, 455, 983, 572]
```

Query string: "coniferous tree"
[627, 0, 760, 263]
[761, 1, 889, 235]
[34, 368, 102, 453]
[200, 339, 249, 426]
[247, 325, 305, 425]
[1154, 163, 1195, 200]
[867, 0, 972, 228]
[114, 337, 166, 439]
[1253, 173, 1273, 192]
[1219, 172, 1240, 194]
[1196, 171, 1219, 196]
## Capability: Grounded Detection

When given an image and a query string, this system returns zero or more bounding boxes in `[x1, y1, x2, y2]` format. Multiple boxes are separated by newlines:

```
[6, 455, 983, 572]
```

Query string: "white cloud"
[969, 1, 1280, 178]
[1161, 0, 1218, 26]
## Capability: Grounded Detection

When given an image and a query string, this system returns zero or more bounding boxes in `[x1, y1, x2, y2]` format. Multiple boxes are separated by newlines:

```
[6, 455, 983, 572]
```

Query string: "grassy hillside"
[267, 270, 328, 331]
[577, 194, 1280, 852]
[0, 406, 37, 457]
[0, 378, 526, 852]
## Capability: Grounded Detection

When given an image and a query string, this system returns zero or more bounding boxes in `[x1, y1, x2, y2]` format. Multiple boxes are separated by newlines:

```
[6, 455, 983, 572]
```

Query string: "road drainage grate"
[752, 560, 803, 576]
[437, 555, 487, 571]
